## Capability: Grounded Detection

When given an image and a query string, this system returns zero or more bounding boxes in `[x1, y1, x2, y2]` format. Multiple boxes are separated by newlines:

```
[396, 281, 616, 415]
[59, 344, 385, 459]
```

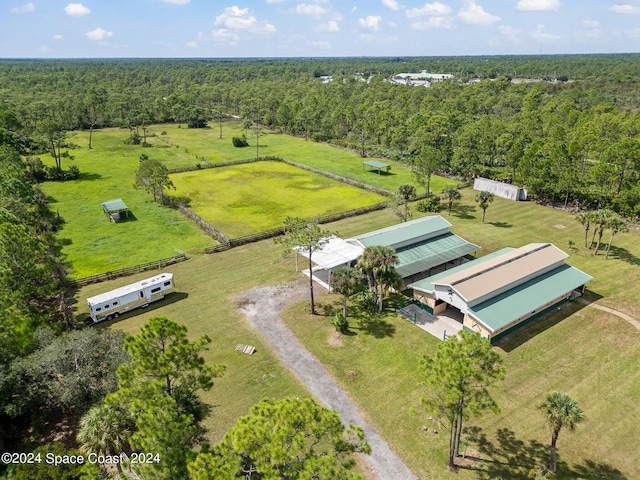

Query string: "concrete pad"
[399, 304, 463, 341]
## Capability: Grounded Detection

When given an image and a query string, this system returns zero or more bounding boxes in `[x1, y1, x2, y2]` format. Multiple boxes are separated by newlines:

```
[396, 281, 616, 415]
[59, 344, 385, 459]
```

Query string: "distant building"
[393, 70, 454, 86]
[473, 177, 527, 201]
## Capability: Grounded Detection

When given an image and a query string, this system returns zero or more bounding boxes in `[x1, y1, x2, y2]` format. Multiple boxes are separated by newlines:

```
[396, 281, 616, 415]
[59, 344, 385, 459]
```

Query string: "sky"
[1, 0, 640, 58]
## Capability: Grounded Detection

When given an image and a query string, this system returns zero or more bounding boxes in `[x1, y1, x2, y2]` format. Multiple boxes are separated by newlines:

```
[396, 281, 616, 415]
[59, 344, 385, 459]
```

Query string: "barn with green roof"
[408, 243, 592, 343]
[294, 215, 480, 290]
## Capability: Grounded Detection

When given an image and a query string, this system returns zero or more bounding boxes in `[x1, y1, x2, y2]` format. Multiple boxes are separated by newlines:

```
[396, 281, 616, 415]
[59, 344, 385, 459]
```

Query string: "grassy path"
[575, 297, 640, 331]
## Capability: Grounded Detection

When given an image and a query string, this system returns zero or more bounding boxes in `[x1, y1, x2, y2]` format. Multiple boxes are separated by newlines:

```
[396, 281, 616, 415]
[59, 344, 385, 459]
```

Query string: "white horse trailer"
[86, 273, 174, 324]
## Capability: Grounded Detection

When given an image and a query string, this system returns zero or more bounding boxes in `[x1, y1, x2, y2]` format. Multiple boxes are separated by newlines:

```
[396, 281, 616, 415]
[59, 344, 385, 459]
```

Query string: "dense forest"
[1, 54, 640, 478]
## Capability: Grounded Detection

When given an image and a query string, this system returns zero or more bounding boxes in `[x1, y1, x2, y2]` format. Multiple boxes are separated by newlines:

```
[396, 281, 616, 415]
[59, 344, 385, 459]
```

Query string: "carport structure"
[362, 159, 390, 175]
[101, 198, 130, 222]
[294, 236, 363, 291]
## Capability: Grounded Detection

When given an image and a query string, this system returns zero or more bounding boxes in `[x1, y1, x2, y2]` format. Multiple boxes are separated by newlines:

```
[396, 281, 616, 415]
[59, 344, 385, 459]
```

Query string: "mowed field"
[40, 129, 215, 278]
[147, 121, 459, 194]
[42, 122, 455, 277]
[170, 161, 387, 238]
[280, 193, 640, 479]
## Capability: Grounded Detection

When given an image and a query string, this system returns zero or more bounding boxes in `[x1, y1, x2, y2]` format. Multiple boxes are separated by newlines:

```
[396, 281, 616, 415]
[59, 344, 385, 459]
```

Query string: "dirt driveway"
[236, 280, 416, 480]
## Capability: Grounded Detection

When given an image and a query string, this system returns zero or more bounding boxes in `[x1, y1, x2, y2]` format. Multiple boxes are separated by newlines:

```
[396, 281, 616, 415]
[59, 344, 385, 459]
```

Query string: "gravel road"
[236, 280, 417, 480]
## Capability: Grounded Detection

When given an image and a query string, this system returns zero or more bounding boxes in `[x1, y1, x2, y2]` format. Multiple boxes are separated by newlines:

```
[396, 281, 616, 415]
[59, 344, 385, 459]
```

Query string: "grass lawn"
[170, 161, 387, 238]
[146, 122, 460, 194]
[76, 240, 309, 442]
[44, 123, 456, 277]
[40, 129, 215, 278]
[64, 124, 640, 478]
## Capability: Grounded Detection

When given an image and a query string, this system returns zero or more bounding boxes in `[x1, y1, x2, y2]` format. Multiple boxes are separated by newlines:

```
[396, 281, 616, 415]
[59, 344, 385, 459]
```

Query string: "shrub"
[416, 196, 441, 213]
[358, 290, 378, 314]
[123, 131, 141, 145]
[232, 135, 249, 147]
[64, 165, 80, 180]
[332, 312, 349, 333]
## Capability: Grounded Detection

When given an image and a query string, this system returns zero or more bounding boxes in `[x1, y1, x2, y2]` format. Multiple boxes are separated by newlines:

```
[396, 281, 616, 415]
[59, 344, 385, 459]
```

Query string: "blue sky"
[1, 0, 640, 58]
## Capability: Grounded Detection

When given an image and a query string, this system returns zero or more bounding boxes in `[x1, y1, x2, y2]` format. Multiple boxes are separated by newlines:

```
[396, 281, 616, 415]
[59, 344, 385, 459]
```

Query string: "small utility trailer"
[85, 273, 174, 324]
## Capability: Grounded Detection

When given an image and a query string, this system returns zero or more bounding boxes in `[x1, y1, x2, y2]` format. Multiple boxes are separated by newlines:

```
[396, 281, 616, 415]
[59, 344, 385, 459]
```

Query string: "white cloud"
[406, 2, 451, 18]
[86, 28, 113, 41]
[625, 27, 640, 38]
[65, 3, 90, 16]
[410, 16, 454, 29]
[161, 0, 190, 4]
[211, 28, 239, 44]
[382, 0, 400, 11]
[578, 19, 600, 39]
[458, 1, 500, 25]
[213, 6, 276, 37]
[295, 3, 329, 15]
[307, 40, 331, 48]
[609, 4, 640, 14]
[531, 23, 560, 41]
[516, 0, 560, 12]
[186, 41, 198, 48]
[499, 25, 522, 43]
[10, 2, 35, 14]
[52, 34, 63, 40]
[319, 20, 340, 32]
[359, 15, 382, 30]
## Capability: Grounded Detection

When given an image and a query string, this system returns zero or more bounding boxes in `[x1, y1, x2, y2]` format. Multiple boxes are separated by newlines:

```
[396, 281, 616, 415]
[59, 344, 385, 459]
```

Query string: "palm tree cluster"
[575, 209, 628, 258]
[355, 245, 402, 313]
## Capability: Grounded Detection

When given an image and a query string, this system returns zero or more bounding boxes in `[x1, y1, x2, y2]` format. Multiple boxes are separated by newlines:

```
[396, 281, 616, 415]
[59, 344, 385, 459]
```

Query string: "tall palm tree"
[77, 403, 134, 477]
[605, 215, 628, 259]
[538, 392, 585, 473]
[356, 245, 399, 312]
[592, 209, 613, 255]
[330, 266, 363, 322]
[575, 211, 593, 248]
[475, 190, 494, 223]
[441, 186, 462, 216]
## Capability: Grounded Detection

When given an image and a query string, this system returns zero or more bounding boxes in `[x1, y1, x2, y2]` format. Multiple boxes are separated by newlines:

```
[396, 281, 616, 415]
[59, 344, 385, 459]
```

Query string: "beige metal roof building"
[409, 243, 592, 343]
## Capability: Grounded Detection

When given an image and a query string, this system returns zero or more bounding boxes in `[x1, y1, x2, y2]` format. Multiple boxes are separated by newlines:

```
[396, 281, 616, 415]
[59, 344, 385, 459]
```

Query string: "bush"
[123, 131, 141, 145]
[25, 156, 47, 181]
[232, 135, 249, 147]
[358, 290, 378, 314]
[416, 196, 441, 213]
[332, 312, 349, 333]
[63, 164, 80, 180]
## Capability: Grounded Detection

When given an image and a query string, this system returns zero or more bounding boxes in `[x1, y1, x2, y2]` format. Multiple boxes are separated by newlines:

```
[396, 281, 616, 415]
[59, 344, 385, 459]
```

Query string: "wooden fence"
[73, 253, 188, 287]
[204, 201, 388, 254]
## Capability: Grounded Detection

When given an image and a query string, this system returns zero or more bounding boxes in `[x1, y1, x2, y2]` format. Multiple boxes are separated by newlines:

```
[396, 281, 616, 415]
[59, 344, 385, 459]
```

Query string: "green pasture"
[75, 190, 640, 479]
[146, 122, 459, 194]
[169, 161, 387, 238]
[39, 129, 214, 278]
[43, 123, 457, 277]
